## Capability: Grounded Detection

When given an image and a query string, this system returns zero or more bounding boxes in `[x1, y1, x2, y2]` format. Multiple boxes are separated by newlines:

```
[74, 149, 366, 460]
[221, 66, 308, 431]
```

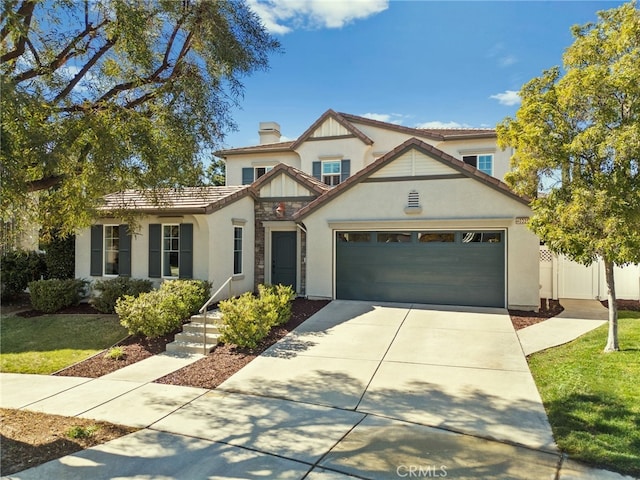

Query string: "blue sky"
[221, 0, 627, 148]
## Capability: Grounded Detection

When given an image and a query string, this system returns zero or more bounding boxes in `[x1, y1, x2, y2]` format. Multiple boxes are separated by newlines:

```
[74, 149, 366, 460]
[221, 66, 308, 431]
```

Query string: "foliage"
[115, 279, 211, 338]
[42, 234, 75, 279]
[497, 1, 640, 351]
[219, 284, 295, 348]
[91, 277, 153, 314]
[203, 158, 226, 186]
[1, 0, 280, 236]
[66, 425, 100, 439]
[28, 279, 88, 313]
[104, 346, 126, 361]
[258, 283, 295, 326]
[218, 292, 271, 349]
[0, 250, 46, 300]
[0, 314, 128, 374]
[528, 312, 640, 477]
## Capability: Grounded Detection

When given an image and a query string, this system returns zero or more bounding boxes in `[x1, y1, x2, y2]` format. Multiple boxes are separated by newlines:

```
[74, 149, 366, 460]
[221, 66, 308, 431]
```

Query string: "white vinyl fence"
[540, 245, 640, 300]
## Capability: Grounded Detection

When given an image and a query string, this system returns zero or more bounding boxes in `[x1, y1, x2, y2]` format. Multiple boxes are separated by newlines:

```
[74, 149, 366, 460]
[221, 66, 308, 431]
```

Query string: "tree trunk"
[603, 258, 619, 352]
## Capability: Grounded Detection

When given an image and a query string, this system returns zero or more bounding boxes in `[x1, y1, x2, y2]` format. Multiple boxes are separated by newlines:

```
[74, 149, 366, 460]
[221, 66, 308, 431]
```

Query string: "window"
[163, 225, 180, 277]
[462, 232, 502, 243]
[418, 232, 455, 243]
[377, 232, 412, 243]
[337, 232, 371, 243]
[255, 166, 273, 179]
[233, 226, 243, 275]
[462, 154, 493, 176]
[104, 225, 120, 275]
[322, 160, 341, 186]
[90, 224, 131, 277]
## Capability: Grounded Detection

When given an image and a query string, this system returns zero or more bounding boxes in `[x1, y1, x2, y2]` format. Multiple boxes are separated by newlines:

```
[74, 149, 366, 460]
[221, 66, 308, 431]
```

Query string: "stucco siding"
[206, 196, 255, 297]
[295, 137, 369, 178]
[302, 177, 538, 310]
[225, 151, 300, 186]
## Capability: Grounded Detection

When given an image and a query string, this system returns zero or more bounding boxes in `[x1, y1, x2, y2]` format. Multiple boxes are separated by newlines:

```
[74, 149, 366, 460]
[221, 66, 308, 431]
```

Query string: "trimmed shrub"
[219, 284, 295, 348]
[219, 292, 271, 349]
[28, 279, 88, 313]
[258, 284, 295, 326]
[91, 277, 153, 313]
[1, 250, 46, 300]
[115, 279, 211, 338]
[42, 235, 75, 279]
[159, 279, 211, 318]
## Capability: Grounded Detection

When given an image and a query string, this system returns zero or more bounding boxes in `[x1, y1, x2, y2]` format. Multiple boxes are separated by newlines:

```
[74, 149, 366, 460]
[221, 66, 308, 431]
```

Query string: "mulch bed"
[54, 298, 330, 383]
[601, 299, 640, 311]
[509, 298, 564, 330]
[0, 409, 137, 476]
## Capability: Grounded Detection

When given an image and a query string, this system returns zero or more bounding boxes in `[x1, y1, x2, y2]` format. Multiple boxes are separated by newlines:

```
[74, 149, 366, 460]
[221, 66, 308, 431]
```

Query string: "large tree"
[497, 1, 640, 352]
[1, 0, 279, 236]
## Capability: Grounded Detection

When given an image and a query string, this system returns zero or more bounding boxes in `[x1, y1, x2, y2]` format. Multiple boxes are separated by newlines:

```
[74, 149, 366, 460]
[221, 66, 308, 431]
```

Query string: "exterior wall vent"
[404, 190, 422, 214]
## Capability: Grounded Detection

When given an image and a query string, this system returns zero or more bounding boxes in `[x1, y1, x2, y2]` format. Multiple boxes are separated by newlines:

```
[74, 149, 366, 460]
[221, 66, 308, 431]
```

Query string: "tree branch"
[11, 19, 108, 84]
[0, 0, 36, 62]
[53, 36, 116, 103]
[26, 175, 65, 192]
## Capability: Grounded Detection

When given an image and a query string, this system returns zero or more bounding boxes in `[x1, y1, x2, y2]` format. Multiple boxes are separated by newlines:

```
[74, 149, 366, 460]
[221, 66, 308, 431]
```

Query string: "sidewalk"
[517, 299, 608, 355]
[2, 300, 635, 480]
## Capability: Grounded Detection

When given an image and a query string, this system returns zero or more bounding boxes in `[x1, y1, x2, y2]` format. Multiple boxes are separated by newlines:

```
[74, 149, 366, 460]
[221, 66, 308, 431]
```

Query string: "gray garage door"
[336, 231, 505, 307]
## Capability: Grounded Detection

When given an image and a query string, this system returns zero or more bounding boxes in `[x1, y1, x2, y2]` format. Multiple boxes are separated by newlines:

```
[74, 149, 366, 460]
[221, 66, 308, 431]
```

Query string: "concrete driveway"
[10, 301, 571, 479]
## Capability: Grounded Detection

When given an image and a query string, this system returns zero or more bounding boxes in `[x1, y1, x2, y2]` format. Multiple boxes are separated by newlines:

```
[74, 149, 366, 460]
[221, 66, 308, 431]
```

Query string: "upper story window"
[312, 159, 350, 187]
[322, 160, 341, 186]
[163, 224, 180, 278]
[255, 166, 273, 179]
[104, 225, 120, 275]
[463, 154, 493, 176]
[242, 166, 273, 184]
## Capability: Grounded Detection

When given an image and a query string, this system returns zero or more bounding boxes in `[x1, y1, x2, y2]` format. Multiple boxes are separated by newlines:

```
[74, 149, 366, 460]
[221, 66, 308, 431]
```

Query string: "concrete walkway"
[2, 300, 635, 480]
[517, 299, 609, 355]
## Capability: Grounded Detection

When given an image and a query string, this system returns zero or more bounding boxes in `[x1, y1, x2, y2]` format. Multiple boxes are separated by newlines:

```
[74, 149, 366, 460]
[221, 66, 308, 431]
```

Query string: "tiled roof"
[215, 141, 295, 157]
[338, 112, 496, 141]
[293, 137, 530, 220]
[99, 186, 251, 214]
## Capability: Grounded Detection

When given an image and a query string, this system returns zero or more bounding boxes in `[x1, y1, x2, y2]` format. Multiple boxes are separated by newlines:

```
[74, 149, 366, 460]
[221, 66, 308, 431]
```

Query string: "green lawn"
[0, 314, 128, 374]
[528, 311, 640, 477]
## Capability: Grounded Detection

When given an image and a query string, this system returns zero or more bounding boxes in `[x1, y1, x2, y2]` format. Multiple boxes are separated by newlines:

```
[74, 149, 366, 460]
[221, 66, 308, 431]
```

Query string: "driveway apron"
[9, 301, 565, 480]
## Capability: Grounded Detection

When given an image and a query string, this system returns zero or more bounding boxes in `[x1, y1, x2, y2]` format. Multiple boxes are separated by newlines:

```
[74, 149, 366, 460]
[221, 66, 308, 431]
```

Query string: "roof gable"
[293, 137, 530, 220]
[290, 109, 373, 149]
[249, 163, 330, 198]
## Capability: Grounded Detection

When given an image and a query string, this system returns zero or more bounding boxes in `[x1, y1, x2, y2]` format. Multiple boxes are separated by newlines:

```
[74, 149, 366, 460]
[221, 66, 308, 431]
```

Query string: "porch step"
[164, 309, 224, 355]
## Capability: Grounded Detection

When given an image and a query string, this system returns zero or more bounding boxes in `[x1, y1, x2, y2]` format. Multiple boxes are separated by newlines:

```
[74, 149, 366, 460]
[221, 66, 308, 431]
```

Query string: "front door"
[272, 231, 297, 289]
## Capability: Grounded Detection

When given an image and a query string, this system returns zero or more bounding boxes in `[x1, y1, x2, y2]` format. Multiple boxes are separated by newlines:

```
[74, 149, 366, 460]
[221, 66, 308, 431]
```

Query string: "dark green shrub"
[115, 279, 211, 338]
[219, 292, 271, 349]
[1, 250, 47, 300]
[42, 235, 75, 279]
[28, 279, 88, 313]
[91, 277, 154, 313]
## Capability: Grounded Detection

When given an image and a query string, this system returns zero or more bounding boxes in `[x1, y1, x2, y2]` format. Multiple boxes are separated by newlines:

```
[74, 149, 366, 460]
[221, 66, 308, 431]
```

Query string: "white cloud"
[490, 90, 521, 106]
[361, 112, 406, 125]
[415, 120, 469, 129]
[248, 0, 389, 34]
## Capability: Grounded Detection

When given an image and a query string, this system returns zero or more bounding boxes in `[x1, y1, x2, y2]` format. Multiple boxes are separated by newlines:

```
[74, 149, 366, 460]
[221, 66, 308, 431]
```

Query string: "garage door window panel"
[377, 232, 413, 243]
[418, 232, 455, 243]
[338, 232, 372, 243]
[462, 232, 502, 243]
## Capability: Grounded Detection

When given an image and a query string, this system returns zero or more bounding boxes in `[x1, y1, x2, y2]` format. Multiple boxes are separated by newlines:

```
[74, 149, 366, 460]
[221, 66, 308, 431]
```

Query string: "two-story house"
[76, 109, 539, 310]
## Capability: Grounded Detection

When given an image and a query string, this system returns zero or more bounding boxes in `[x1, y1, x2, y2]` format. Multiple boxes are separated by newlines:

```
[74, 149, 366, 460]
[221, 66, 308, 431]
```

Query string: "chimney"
[258, 121, 281, 144]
